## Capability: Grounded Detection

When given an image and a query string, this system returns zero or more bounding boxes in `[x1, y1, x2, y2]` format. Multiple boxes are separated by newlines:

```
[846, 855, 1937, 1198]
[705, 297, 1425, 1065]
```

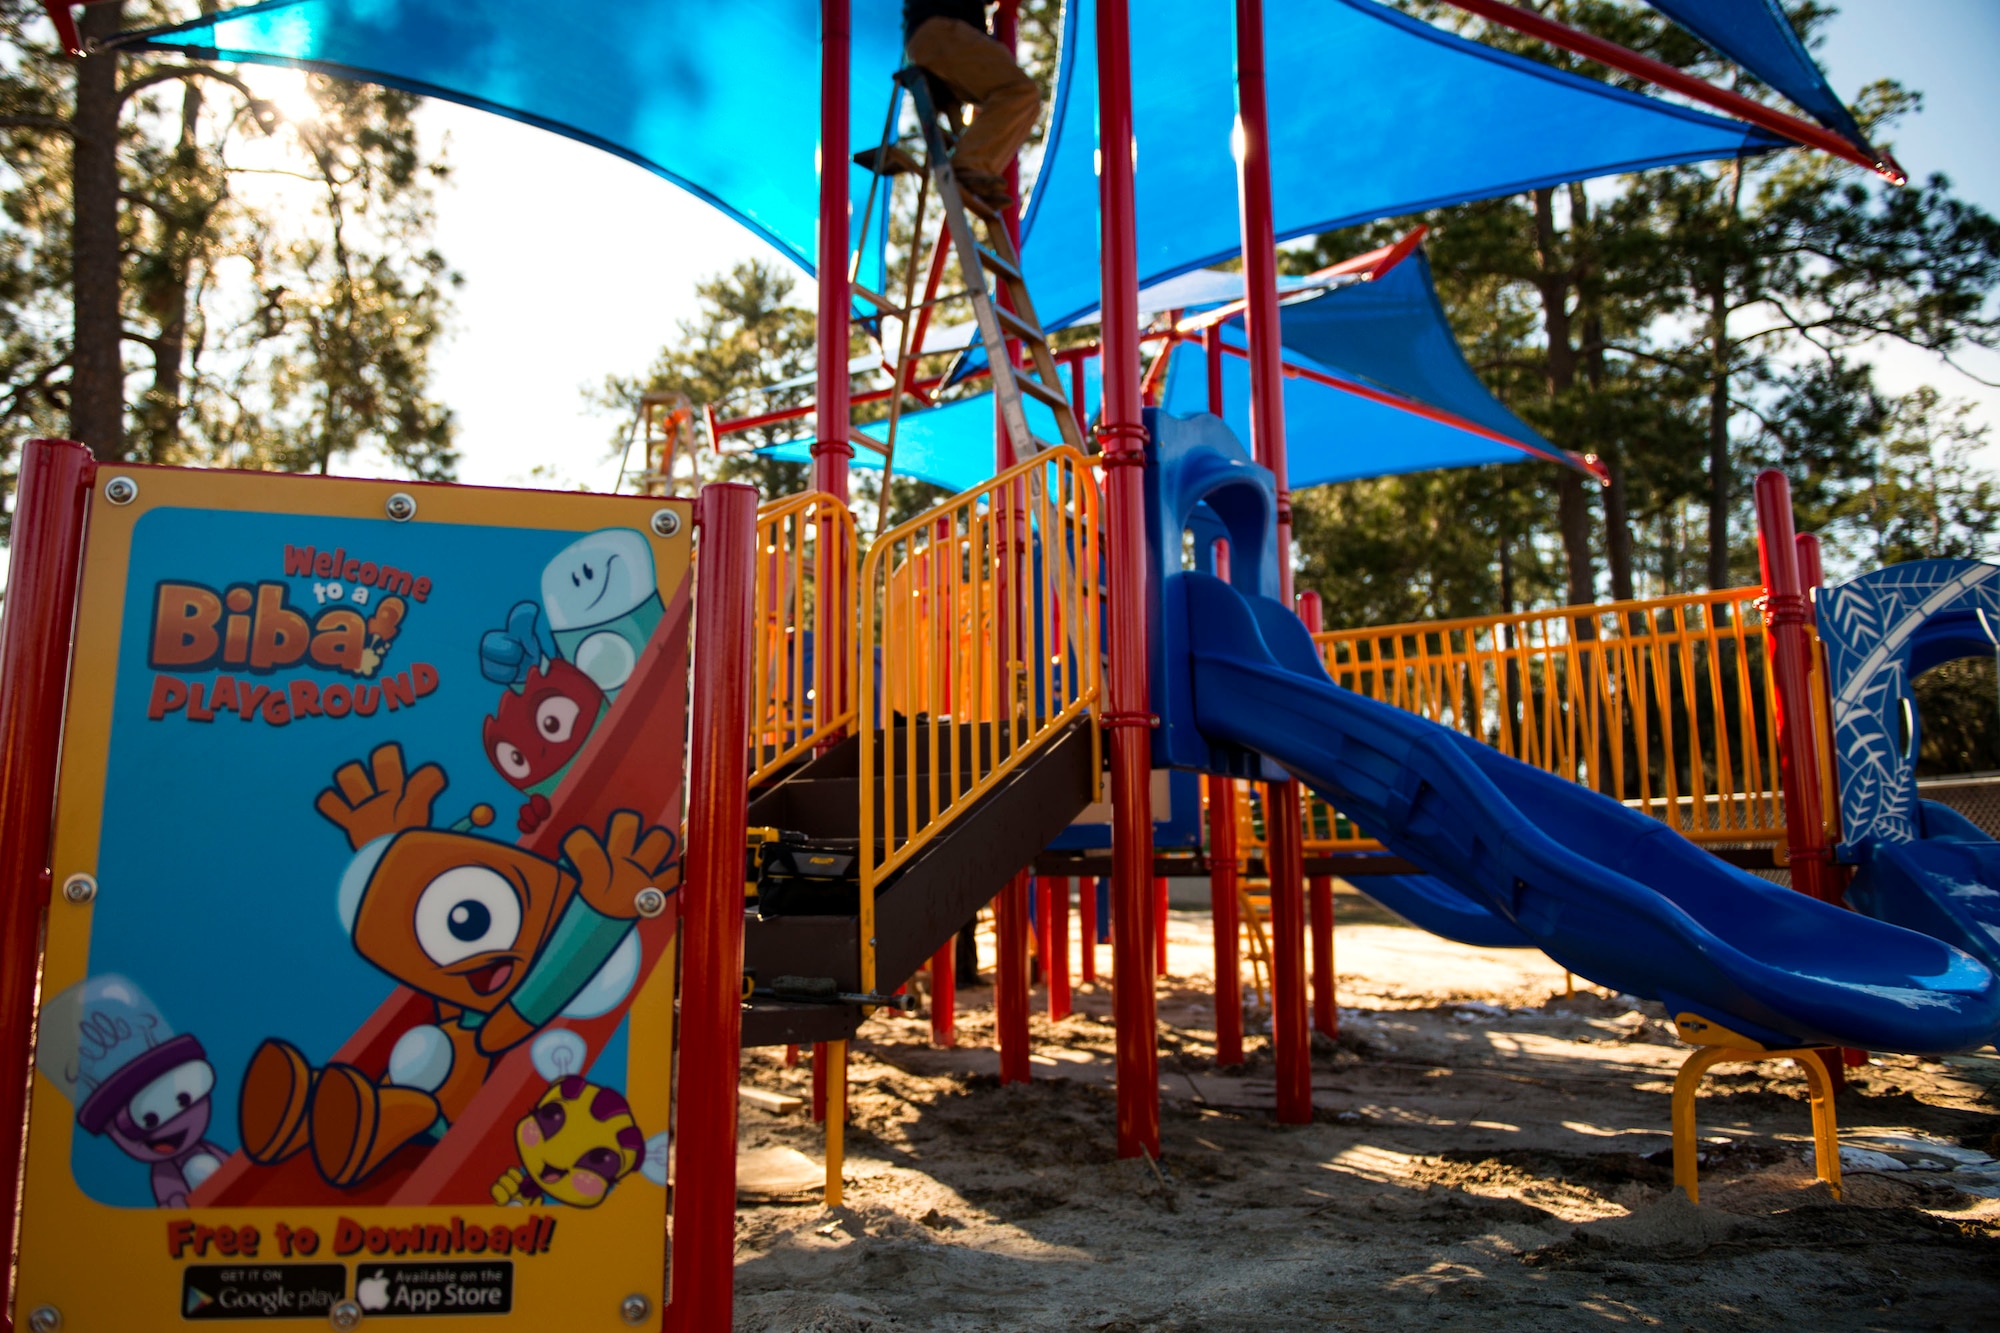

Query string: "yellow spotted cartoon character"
[492, 1030, 667, 1208]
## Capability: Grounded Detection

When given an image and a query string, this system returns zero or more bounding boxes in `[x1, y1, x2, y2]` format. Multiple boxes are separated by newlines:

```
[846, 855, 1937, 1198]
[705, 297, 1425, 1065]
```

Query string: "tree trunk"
[1531, 189, 1595, 608]
[1705, 276, 1732, 590]
[70, 2, 125, 459]
[1603, 457, 1634, 601]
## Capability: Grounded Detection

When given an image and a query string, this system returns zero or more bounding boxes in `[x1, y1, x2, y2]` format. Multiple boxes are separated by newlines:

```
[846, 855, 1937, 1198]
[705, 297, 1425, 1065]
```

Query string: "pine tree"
[0, 0, 458, 517]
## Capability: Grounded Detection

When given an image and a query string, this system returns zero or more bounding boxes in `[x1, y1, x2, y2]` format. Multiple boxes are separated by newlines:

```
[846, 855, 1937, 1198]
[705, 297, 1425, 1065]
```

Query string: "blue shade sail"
[1019, 0, 1785, 331]
[1646, 0, 1874, 156]
[121, 0, 908, 276]
[759, 242, 1571, 496]
[1158, 331, 1551, 488]
[757, 357, 1106, 494]
[1267, 249, 1549, 460]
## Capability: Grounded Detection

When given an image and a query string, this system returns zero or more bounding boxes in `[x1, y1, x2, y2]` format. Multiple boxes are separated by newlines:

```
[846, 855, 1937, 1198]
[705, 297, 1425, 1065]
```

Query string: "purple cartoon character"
[51, 976, 226, 1208]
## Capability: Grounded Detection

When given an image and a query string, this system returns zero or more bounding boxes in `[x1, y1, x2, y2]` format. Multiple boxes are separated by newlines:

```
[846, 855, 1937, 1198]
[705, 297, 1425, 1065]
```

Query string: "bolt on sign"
[17, 469, 691, 1330]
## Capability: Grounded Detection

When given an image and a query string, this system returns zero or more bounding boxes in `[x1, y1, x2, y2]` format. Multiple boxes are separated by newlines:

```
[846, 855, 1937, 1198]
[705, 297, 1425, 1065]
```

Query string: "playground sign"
[16, 467, 690, 1330]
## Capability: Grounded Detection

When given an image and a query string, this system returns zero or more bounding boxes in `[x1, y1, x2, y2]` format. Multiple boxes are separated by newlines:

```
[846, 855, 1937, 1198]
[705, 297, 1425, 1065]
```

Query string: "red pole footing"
[667, 481, 759, 1333]
[0, 439, 95, 1329]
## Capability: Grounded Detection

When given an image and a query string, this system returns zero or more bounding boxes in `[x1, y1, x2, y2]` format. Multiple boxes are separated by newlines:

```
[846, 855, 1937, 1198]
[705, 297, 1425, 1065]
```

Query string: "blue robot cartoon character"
[540, 528, 663, 699]
[45, 975, 227, 1208]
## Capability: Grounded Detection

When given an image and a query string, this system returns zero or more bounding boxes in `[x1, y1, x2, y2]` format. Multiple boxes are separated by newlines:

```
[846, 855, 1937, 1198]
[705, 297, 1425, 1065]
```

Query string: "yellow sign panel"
[18, 468, 690, 1330]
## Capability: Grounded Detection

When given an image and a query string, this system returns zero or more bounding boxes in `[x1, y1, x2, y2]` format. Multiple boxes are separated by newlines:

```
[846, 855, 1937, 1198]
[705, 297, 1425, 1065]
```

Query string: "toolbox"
[750, 828, 862, 918]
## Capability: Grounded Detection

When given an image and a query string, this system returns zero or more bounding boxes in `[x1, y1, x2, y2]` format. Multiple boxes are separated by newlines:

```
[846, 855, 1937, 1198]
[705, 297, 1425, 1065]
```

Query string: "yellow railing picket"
[1229, 587, 1784, 856]
[858, 449, 1102, 993]
[749, 492, 858, 784]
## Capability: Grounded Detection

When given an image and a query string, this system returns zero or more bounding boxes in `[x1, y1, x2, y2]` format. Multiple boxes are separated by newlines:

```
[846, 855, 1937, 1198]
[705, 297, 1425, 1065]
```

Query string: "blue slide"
[1179, 572, 2000, 1055]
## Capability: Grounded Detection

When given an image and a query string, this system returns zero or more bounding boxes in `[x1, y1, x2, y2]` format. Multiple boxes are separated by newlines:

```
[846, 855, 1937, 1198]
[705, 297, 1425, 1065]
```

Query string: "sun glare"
[238, 64, 319, 127]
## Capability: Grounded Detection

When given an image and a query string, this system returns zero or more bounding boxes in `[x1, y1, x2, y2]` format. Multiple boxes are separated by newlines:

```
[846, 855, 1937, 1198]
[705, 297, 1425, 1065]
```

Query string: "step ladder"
[850, 67, 1086, 502]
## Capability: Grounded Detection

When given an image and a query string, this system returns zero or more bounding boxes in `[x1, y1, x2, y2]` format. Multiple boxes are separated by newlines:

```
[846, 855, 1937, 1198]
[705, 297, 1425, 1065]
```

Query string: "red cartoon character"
[235, 744, 679, 1189]
[484, 660, 605, 833]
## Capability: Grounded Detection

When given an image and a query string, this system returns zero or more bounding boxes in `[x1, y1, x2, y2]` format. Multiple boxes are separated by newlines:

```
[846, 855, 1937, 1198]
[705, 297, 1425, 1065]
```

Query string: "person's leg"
[905, 17, 1041, 183]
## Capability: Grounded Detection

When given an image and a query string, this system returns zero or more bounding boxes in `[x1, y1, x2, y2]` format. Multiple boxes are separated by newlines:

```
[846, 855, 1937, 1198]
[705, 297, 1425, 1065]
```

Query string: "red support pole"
[813, 0, 854, 760]
[1753, 470, 1837, 906]
[1207, 539, 1245, 1069]
[813, 0, 852, 505]
[1296, 590, 1337, 1040]
[930, 940, 956, 1046]
[667, 482, 759, 1333]
[810, 1043, 828, 1121]
[1204, 324, 1224, 418]
[996, 870, 1032, 1082]
[985, 0, 1034, 1090]
[1236, 0, 1311, 1127]
[1153, 875, 1169, 976]
[0, 439, 94, 1331]
[1097, 0, 1160, 1161]
[1079, 873, 1098, 983]
[1032, 875, 1052, 982]
[1049, 875, 1072, 1019]
[1795, 530, 1863, 1079]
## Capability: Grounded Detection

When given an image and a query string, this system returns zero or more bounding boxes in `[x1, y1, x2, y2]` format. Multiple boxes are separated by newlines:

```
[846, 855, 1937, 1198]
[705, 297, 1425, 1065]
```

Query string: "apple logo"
[357, 1272, 391, 1312]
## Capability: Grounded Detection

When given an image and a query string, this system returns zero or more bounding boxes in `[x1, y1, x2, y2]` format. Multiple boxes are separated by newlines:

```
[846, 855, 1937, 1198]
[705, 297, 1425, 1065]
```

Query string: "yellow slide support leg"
[824, 1040, 847, 1209]
[1670, 1036, 1840, 1205]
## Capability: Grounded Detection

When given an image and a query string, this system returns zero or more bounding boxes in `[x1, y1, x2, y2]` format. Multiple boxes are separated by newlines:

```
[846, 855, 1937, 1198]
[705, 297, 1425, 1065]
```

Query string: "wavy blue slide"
[1179, 571, 2000, 1055]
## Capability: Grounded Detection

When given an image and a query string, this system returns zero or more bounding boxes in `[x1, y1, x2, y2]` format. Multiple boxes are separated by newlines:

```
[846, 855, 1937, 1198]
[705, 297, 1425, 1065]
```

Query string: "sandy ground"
[726, 886, 2000, 1331]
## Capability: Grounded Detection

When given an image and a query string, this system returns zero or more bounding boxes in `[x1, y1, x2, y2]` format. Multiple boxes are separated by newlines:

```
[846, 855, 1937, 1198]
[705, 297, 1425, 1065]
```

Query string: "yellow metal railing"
[1226, 587, 1785, 856]
[750, 492, 857, 784]
[858, 447, 1102, 991]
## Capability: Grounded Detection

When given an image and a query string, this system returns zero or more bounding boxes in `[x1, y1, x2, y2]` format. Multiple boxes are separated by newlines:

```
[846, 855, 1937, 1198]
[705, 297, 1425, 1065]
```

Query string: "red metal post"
[1236, 0, 1311, 1126]
[1153, 875, 1169, 975]
[1048, 875, 1071, 1019]
[1795, 530, 1862, 1076]
[667, 482, 758, 1333]
[0, 439, 94, 1331]
[930, 941, 955, 1046]
[1296, 590, 1337, 1039]
[813, 0, 852, 505]
[1203, 324, 1224, 417]
[810, 1043, 828, 1121]
[996, 870, 1031, 1083]
[1032, 875, 1052, 980]
[985, 0, 1033, 1089]
[812, 0, 854, 762]
[1206, 534, 1245, 1070]
[1079, 874, 1098, 983]
[1098, 0, 1160, 1160]
[1753, 470, 1837, 906]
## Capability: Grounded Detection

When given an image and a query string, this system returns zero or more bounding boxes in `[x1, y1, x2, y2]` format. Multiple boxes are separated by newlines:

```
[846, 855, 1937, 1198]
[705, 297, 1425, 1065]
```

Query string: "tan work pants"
[905, 16, 1040, 181]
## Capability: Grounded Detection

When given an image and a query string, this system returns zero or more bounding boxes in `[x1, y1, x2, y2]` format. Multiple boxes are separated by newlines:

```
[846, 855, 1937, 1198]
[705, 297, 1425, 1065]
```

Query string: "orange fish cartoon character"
[236, 743, 680, 1188]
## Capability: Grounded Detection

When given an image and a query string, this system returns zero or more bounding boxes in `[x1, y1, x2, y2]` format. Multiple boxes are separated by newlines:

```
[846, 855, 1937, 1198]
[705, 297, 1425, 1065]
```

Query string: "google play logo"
[184, 1285, 215, 1316]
